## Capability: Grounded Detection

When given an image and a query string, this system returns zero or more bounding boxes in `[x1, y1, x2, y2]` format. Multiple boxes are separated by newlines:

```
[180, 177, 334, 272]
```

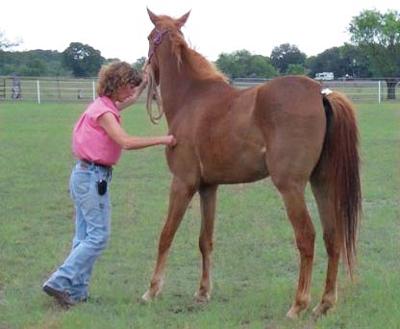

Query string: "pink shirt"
[72, 96, 122, 166]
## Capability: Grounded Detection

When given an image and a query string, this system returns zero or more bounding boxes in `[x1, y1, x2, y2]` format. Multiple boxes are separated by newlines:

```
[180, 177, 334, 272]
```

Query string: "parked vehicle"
[315, 72, 334, 81]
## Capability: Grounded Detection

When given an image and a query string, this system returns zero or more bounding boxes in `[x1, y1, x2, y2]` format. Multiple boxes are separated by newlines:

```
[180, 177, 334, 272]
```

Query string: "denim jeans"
[43, 161, 112, 301]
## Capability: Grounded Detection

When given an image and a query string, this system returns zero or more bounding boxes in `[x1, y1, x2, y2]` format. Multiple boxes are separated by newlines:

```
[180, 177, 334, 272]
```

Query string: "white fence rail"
[0, 76, 399, 104]
[0, 77, 98, 103]
[233, 79, 400, 104]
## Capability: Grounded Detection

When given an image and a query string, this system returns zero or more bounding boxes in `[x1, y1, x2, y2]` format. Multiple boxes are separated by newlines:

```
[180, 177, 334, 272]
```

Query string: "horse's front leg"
[195, 184, 218, 303]
[142, 176, 196, 301]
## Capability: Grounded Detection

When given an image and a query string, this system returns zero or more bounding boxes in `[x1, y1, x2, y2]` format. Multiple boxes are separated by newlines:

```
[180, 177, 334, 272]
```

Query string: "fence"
[0, 76, 97, 103]
[233, 78, 400, 104]
[0, 76, 399, 104]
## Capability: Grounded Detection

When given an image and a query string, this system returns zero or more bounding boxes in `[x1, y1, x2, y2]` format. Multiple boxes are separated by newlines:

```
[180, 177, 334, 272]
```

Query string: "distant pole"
[92, 80, 96, 101]
[378, 80, 381, 104]
[36, 80, 41, 104]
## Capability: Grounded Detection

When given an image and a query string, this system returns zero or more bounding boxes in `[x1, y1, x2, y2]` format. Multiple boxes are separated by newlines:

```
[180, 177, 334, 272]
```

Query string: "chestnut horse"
[142, 10, 361, 319]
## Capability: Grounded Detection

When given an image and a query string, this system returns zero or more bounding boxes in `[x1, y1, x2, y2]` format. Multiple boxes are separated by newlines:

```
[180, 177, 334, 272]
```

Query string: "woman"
[43, 61, 175, 307]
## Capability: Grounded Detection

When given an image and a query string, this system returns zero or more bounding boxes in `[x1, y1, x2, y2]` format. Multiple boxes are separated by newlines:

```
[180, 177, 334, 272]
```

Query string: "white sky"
[2, 0, 398, 62]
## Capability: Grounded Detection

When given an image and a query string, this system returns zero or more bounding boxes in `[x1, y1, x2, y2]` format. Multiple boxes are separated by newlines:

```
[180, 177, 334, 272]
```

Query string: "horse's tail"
[317, 90, 362, 278]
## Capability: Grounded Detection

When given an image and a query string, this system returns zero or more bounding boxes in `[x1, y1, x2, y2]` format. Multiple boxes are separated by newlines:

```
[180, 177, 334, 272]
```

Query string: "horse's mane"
[169, 29, 228, 83]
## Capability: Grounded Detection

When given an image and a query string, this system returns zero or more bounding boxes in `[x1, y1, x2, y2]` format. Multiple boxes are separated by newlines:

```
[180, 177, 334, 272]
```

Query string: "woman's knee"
[87, 227, 110, 250]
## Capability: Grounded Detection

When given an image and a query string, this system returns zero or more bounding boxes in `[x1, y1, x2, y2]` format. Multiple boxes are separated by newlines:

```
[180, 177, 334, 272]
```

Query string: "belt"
[79, 159, 112, 170]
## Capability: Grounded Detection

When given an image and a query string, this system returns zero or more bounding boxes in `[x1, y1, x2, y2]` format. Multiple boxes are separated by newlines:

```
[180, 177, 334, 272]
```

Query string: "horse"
[142, 9, 361, 319]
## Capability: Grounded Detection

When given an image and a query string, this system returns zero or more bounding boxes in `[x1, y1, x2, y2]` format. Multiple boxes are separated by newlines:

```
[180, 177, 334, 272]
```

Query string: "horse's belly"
[200, 149, 269, 184]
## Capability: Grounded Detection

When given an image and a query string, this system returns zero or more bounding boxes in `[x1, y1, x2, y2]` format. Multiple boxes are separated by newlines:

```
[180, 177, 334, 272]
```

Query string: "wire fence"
[0, 76, 399, 104]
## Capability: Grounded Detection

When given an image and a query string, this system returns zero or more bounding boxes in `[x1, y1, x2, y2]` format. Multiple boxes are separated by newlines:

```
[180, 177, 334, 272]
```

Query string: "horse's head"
[145, 9, 190, 124]
[146, 9, 190, 84]
[144, 9, 226, 124]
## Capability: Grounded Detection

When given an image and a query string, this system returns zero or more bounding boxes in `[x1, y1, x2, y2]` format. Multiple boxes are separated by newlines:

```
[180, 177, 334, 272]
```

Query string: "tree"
[306, 45, 371, 79]
[307, 47, 342, 78]
[215, 52, 241, 78]
[349, 9, 400, 99]
[216, 50, 250, 78]
[286, 64, 306, 75]
[270, 43, 306, 74]
[0, 49, 71, 76]
[216, 50, 277, 79]
[133, 56, 147, 71]
[339, 44, 372, 78]
[63, 42, 105, 77]
[247, 55, 278, 78]
[20, 58, 47, 76]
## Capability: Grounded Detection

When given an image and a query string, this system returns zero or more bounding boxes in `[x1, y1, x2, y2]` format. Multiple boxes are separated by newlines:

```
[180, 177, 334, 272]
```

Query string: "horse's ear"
[147, 8, 159, 25]
[176, 10, 191, 28]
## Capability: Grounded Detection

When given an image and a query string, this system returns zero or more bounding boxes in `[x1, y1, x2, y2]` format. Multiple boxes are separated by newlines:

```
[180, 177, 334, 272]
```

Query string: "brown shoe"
[43, 285, 76, 307]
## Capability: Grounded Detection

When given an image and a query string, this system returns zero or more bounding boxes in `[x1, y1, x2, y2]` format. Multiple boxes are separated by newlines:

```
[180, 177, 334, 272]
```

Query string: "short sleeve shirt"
[72, 96, 122, 166]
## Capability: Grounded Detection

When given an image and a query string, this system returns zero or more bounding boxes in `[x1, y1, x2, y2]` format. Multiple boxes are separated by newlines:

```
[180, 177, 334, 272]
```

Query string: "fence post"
[36, 80, 41, 104]
[378, 80, 381, 104]
[0, 78, 5, 100]
[92, 80, 96, 101]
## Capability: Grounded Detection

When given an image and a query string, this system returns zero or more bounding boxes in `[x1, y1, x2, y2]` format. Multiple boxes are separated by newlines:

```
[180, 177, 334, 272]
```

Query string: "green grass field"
[0, 101, 399, 329]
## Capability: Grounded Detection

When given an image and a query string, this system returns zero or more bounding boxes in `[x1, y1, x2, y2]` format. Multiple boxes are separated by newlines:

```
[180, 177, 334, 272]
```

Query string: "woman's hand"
[164, 135, 177, 147]
[116, 92, 140, 110]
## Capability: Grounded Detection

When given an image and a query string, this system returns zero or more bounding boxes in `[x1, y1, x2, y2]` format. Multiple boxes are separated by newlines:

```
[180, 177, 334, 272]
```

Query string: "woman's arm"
[98, 112, 175, 150]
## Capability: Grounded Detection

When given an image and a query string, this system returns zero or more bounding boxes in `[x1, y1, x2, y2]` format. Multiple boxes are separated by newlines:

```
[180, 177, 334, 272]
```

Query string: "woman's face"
[114, 84, 137, 102]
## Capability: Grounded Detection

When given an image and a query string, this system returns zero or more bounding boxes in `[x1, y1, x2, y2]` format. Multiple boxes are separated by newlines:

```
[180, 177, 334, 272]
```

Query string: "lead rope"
[145, 63, 164, 124]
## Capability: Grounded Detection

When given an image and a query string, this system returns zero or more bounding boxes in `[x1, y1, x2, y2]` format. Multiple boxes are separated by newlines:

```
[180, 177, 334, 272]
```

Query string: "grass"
[0, 100, 399, 329]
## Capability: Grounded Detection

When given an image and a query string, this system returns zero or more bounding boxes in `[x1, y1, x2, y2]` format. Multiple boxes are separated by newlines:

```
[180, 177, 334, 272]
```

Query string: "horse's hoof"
[141, 290, 154, 302]
[286, 307, 299, 320]
[312, 302, 333, 318]
[194, 291, 210, 304]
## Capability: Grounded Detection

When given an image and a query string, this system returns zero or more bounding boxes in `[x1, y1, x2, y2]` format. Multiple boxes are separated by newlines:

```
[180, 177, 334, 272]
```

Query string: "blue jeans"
[44, 161, 112, 301]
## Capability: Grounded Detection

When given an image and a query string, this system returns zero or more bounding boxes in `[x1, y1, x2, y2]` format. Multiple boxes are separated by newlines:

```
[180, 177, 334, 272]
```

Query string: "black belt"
[80, 159, 112, 170]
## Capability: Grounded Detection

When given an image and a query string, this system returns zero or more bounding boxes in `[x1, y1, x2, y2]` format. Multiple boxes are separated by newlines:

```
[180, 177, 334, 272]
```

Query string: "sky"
[2, 0, 398, 62]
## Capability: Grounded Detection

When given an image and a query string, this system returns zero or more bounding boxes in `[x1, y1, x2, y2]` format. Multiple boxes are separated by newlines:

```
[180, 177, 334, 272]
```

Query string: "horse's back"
[257, 75, 323, 114]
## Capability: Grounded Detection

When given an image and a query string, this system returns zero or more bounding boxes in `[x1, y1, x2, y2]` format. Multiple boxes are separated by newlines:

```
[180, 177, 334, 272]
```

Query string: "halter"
[146, 28, 169, 124]
[148, 28, 169, 61]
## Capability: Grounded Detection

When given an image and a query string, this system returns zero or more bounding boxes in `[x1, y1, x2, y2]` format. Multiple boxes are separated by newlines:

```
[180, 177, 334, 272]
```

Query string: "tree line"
[1, 9, 399, 98]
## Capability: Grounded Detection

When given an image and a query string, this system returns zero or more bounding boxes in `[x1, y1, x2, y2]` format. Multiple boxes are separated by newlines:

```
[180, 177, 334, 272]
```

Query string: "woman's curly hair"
[96, 61, 142, 97]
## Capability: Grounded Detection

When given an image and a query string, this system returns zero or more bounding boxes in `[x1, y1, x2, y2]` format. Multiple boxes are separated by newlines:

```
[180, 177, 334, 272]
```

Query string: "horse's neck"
[159, 57, 192, 122]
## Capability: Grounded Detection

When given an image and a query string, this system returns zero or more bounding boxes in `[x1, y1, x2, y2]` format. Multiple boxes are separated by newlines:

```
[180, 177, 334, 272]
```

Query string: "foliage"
[270, 43, 306, 74]
[306, 44, 371, 78]
[132, 56, 147, 71]
[286, 64, 306, 75]
[349, 9, 400, 76]
[103, 57, 121, 64]
[62, 42, 105, 77]
[0, 49, 71, 76]
[349, 9, 400, 98]
[215, 49, 277, 79]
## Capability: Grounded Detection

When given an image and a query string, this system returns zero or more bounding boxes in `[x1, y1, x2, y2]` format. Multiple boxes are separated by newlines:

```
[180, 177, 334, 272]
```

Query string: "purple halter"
[148, 28, 169, 61]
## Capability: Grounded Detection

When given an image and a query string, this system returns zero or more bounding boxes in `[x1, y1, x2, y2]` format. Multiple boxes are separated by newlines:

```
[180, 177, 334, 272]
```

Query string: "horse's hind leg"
[310, 175, 340, 317]
[195, 184, 218, 302]
[273, 177, 315, 319]
[142, 176, 196, 301]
